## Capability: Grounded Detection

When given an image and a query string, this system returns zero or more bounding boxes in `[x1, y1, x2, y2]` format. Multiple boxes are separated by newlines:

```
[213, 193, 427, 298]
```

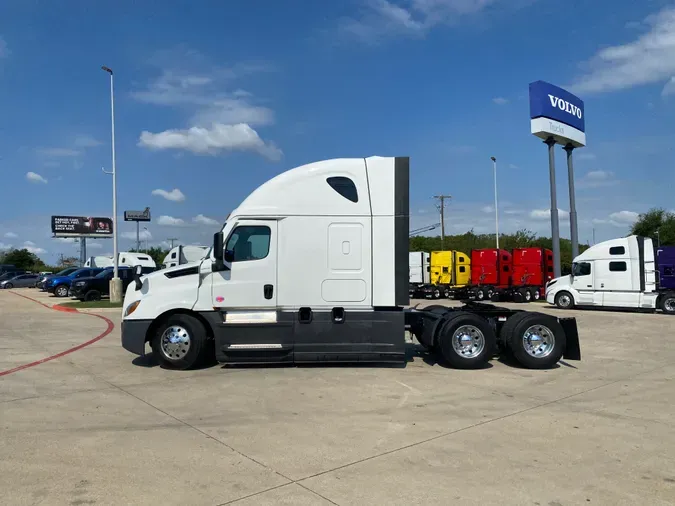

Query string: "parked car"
[44, 268, 106, 297]
[1, 273, 40, 289]
[0, 265, 22, 277]
[69, 267, 138, 301]
[0, 270, 26, 282]
[37, 267, 80, 290]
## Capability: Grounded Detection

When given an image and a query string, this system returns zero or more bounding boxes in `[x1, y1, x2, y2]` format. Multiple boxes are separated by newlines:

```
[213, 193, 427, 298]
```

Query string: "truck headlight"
[124, 300, 141, 317]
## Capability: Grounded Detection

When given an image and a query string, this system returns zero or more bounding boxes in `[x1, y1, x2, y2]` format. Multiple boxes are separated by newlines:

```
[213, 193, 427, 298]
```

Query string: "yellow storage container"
[430, 250, 471, 287]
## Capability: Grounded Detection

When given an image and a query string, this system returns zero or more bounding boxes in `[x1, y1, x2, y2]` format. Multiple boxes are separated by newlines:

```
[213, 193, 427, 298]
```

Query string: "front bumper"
[121, 319, 153, 356]
[69, 285, 86, 298]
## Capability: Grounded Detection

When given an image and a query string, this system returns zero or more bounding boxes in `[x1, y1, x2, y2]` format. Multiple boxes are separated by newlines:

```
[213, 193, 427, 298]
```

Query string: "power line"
[433, 195, 452, 250]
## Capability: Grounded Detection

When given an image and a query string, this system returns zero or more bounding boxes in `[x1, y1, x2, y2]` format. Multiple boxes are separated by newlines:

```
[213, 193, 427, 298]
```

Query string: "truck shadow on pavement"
[130, 344, 571, 371]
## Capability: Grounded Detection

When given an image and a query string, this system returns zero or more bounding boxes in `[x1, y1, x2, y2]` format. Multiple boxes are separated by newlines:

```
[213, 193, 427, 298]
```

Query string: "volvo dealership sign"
[124, 207, 151, 222]
[529, 81, 586, 147]
[51, 216, 113, 238]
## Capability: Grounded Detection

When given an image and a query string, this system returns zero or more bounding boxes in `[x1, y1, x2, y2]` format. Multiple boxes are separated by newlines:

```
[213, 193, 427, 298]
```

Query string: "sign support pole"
[545, 137, 562, 278]
[136, 221, 140, 252]
[564, 144, 579, 259]
[79, 238, 87, 267]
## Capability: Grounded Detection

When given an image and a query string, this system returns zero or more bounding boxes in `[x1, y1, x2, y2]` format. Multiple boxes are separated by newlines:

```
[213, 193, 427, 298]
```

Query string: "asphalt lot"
[1, 289, 675, 505]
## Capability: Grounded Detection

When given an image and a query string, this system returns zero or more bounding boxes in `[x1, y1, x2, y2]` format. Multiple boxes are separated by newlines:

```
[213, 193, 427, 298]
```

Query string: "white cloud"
[23, 241, 46, 254]
[26, 171, 48, 184]
[36, 147, 81, 157]
[503, 209, 523, 215]
[609, 210, 639, 225]
[577, 152, 597, 161]
[4, 232, 17, 239]
[530, 209, 570, 221]
[570, 6, 675, 94]
[74, 135, 102, 148]
[0, 36, 8, 58]
[662, 77, 675, 96]
[152, 188, 186, 202]
[577, 170, 619, 189]
[0, 242, 12, 250]
[481, 205, 494, 213]
[54, 237, 76, 243]
[492, 97, 509, 105]
[132, 53, 280, 161]
[508, 163, 518, 169]
[339, 0, 502, 42]
[121, 229, 153, 240]
[157, 215, 185, 226]
[193, 214, 219, 226]
[139, 123, 282, 160]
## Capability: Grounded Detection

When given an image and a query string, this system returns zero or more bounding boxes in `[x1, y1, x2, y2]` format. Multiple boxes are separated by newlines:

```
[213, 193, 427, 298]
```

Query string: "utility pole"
[433, 195, 452, 250]
[490, 156, 499, 249]
[167, 237, 178, 249]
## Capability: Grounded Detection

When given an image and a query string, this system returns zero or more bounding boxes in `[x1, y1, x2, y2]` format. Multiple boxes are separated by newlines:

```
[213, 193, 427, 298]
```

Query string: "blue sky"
[1, 0, 674, 262]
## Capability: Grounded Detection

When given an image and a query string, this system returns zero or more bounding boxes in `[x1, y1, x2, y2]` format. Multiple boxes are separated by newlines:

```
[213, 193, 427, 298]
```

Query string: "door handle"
[587, 285, 592, 287]
[600, 283, 604, 288]
[264, 284, 273, 300]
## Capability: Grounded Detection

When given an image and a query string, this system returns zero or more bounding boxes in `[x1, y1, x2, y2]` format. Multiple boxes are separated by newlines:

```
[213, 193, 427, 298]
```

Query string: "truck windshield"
[572, 262, 591, 276]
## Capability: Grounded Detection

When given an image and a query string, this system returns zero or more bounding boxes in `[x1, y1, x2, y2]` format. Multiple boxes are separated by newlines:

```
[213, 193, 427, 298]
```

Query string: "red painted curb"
[0, 291, 116, 378]
[53, 304, 79, 313]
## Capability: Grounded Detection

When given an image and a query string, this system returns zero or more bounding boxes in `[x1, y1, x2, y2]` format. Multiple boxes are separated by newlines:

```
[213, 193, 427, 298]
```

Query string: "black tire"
[84, 290, 102, 302]
[443, 288, 451, 299]
[4, 283, 13, 289]
[659, 293, 675, 315]
[151, 313, 210, 370]
[500, 312, 565, 369]
[486, 287, 495, 299]
[532, 288, 541, 301]
[435, 312, 496, 369]
[520, 287, 532, 303]
[432, 288, 441, 299]
[474, 288, 485, 301]
[54, 285, 69, 297]
[554, 291, 574, 309]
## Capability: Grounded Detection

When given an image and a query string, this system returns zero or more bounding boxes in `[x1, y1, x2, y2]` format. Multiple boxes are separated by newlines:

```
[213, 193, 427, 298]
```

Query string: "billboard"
[124, 208, 151, 222]
[529, 81, 586, 147]
[51, 216, 113, 238]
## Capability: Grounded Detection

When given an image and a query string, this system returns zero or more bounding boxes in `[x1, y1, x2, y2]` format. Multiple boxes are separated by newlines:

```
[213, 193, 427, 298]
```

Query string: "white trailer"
[409, 251, 430, 284]
[163, 245, 209, 269]
[545, 235, 675, 314]
[121, 157, 581, 371]
[84, 256, 114, 268]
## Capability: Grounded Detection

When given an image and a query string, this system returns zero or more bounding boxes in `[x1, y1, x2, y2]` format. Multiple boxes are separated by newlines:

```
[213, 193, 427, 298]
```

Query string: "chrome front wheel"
[160, 325, 191, 361]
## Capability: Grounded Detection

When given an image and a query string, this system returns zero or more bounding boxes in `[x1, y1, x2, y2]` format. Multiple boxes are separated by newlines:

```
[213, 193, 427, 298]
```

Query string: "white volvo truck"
[545, 235, 675, 314]
[121, 157, 581, 370]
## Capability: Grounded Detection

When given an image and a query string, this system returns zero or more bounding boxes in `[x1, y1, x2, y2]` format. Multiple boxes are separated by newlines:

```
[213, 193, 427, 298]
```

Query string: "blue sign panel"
[529, 81, 585, 133]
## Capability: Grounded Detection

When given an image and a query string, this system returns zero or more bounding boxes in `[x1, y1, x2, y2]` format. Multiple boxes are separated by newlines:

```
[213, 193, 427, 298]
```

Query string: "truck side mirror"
[133, 265, 143, 291]
[213, 232, 225, 272]
[224, 249, 235, 263]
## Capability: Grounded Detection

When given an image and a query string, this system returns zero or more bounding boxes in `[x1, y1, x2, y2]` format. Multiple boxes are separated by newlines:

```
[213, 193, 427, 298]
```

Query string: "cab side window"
[226, 226, 271, 262]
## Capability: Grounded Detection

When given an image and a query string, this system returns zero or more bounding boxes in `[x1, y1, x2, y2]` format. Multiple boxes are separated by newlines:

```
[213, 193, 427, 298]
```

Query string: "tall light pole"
[490, 156, 499, 249]
[144, 227, 149, 251]
[101, 65, 122, 303]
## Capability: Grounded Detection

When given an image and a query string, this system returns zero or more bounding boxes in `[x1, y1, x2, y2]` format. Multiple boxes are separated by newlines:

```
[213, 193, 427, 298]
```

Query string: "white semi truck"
[121, 157, 581, 370]
[546, 235, 675, 314]
[162, 245, 209, 269]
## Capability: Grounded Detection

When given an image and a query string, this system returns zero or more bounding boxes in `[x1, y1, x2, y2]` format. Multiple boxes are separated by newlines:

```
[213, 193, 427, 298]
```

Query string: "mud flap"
[559, 317, 581, 360]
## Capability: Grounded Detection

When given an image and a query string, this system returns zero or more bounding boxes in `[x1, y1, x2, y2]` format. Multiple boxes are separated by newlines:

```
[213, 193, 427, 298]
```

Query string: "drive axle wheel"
[84, 290, 101, 302]
[500, 312, 565, 369]
[532, 288, 541, 301]
[436, 312, 496, 369]
[151, 314, 210, 370]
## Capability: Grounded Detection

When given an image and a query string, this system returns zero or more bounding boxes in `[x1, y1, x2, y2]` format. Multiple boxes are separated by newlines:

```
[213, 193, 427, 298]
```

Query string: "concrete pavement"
[1, 290, 674, 505]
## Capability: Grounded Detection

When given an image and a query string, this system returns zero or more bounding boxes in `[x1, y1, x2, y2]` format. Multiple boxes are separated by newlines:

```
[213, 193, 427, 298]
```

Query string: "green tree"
[630, 208, 675, 246]
[0, 249, 42, 270]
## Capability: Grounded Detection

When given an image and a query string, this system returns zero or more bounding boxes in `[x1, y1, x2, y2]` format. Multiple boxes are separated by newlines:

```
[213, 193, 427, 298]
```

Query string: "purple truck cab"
[657, 246, 675, 291]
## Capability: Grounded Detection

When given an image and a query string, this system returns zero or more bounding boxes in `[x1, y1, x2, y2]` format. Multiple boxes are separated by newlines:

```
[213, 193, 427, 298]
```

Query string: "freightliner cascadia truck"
[546, 235, 675, 314]
[121, 157, 581, 370]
